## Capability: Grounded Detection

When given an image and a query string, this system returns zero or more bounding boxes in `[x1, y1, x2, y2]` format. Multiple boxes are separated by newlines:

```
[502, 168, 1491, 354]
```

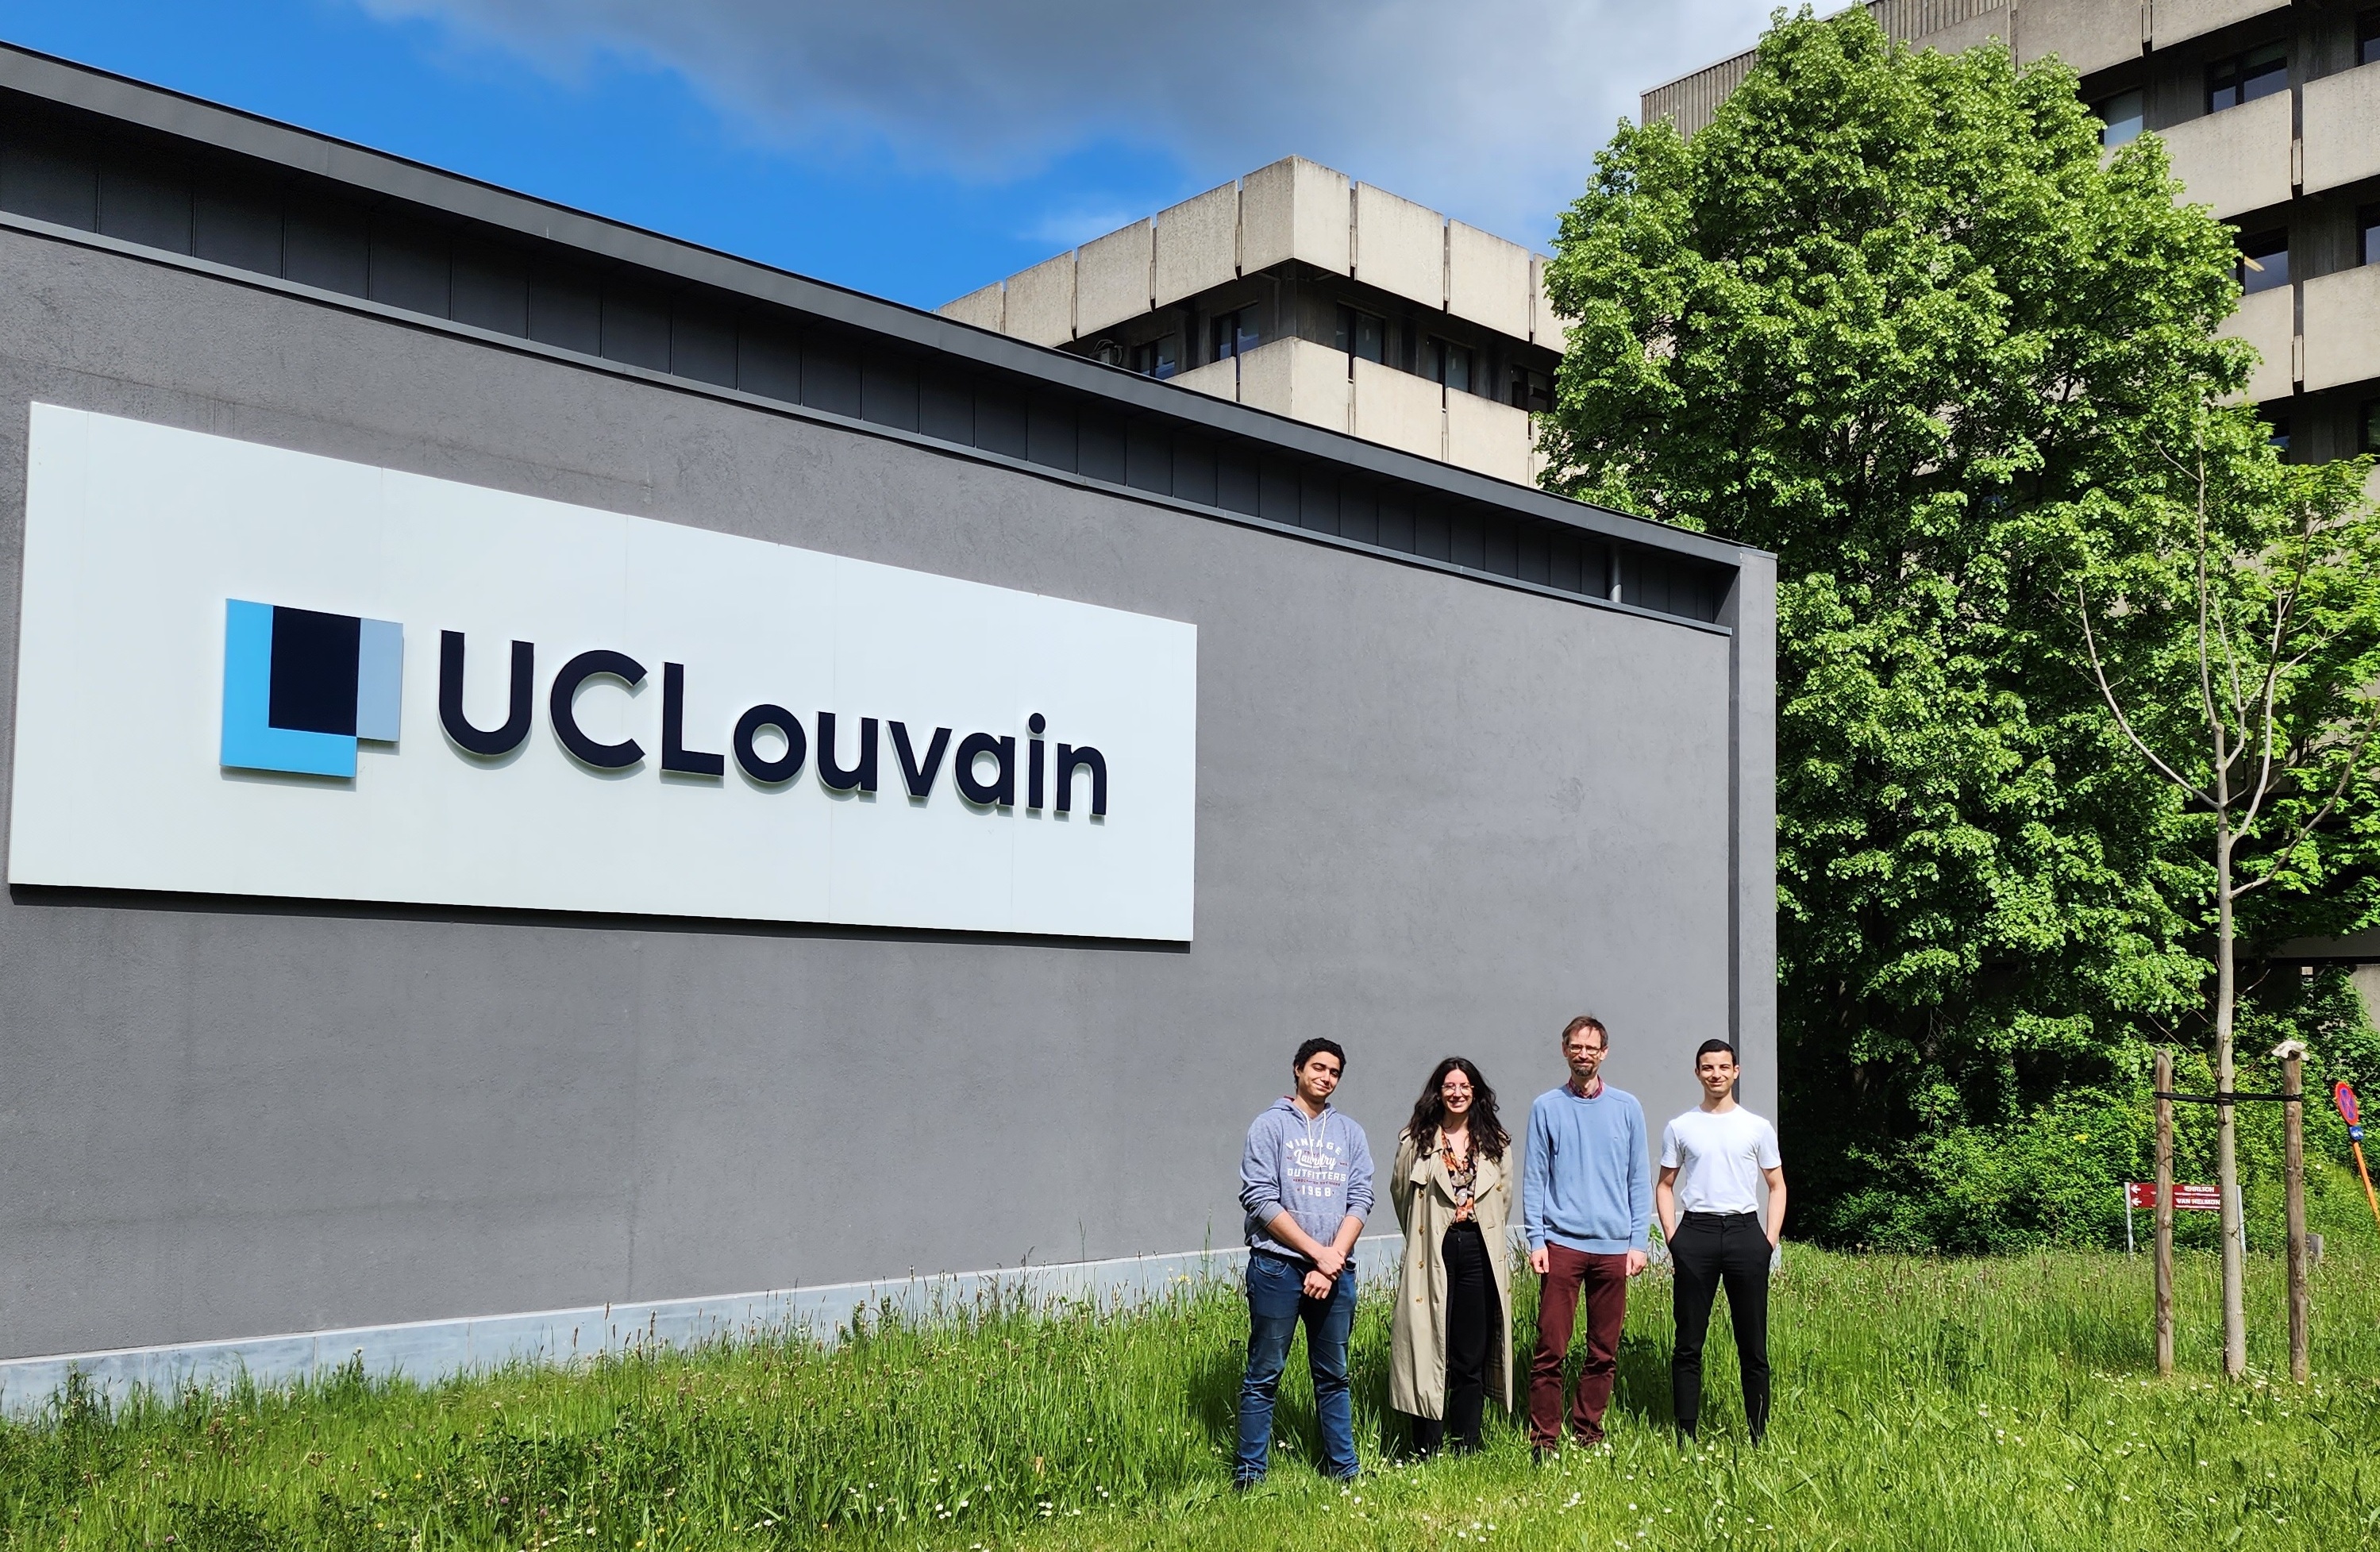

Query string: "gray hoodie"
[1239, 1097, 1375, 1263]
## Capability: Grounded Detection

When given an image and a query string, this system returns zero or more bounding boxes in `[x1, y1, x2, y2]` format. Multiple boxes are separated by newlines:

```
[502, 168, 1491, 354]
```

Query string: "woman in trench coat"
[1389, 1056, 1514, 1456]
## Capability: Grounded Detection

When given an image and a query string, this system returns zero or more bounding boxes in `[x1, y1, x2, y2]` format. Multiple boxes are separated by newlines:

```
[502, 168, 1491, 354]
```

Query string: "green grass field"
[2, 1243, 2375, 1550]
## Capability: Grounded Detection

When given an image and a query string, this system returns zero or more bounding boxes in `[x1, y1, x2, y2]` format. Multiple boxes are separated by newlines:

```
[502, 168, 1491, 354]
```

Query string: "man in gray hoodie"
[1234, 1036, 1374, 1485]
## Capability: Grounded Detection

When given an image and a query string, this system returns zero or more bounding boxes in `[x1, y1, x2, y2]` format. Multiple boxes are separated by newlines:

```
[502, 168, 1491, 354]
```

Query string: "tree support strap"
[2153, 1090, 2301, 1105]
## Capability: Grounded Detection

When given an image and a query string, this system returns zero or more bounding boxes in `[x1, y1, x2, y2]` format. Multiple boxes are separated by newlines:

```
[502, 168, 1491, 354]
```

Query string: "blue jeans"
[1235, 1252, 1358, 1484]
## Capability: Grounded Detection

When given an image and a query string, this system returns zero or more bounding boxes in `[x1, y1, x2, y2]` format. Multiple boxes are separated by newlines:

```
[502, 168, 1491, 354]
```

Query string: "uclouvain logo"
[220, 599, 402, 778]
[218, 603, 1115, 813]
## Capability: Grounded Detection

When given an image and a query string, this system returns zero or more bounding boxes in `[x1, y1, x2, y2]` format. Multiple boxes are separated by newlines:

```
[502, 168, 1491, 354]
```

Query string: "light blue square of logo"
[356, 617, 402, 743]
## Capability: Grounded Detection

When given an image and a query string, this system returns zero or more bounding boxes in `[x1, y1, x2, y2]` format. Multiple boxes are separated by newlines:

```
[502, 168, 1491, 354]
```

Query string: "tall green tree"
[1538, 6, 2379, 1242]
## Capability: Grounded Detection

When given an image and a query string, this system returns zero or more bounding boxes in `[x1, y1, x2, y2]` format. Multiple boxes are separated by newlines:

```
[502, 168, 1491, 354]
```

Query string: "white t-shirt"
[1660, 1106, 1780, 1215]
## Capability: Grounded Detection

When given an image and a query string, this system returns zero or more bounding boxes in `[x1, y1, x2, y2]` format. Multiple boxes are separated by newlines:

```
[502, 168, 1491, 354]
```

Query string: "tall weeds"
[2, 1245, 2374, 1549]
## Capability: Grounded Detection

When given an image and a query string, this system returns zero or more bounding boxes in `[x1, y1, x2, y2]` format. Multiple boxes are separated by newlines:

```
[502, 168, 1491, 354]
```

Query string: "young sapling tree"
[2075, 409, 2380, 1378]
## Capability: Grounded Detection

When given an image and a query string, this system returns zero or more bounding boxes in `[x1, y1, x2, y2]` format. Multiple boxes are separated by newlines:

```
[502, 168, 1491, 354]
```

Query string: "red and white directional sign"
[2125, 1183, 2222, 1211]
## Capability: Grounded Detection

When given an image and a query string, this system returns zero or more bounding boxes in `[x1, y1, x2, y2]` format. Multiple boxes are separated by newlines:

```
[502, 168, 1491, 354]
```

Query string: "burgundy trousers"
[1528, 1243, 1629, 1446]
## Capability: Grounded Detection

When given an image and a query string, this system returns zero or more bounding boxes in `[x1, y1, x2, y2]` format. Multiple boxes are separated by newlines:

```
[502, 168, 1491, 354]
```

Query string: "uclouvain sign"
[7, 406, 1198, 940]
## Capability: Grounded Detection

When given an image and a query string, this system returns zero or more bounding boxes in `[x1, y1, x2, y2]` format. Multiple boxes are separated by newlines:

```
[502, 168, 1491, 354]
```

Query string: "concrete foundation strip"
[0, 1234, 1436, 1419]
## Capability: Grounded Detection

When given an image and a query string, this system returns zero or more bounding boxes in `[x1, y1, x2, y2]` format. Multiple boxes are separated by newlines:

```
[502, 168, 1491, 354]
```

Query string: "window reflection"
[2207, 42, 2287, 114]
[2236, 230, 2289, 295]
[2097, 89, 2143, 147]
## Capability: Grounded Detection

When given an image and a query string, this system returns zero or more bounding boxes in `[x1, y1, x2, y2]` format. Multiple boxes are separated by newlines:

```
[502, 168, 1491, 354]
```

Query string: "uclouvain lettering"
[436, 631, 1107, 814]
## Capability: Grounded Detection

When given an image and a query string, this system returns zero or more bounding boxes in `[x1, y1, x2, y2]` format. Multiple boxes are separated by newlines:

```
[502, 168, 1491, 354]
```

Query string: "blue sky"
[0, 0, 1775, 310]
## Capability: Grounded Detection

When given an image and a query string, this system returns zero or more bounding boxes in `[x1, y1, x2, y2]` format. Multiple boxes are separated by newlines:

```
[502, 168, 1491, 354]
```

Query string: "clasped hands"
[1301, 1242, 1349, 1299]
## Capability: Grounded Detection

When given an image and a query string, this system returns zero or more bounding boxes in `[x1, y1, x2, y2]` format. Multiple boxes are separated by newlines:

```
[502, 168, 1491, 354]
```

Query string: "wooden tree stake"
[2277, 1038, 2309, 1383]
[2155, 1047, 2175, 1377]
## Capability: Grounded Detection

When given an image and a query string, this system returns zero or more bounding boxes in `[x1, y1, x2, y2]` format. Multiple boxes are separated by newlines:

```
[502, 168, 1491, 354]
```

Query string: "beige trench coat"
[1388, 1128, 1514, 1419]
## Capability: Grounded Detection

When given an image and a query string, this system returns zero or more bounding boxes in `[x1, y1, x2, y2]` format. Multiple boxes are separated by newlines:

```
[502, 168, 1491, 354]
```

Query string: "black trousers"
[1412, 1219, 1496, 1454]
[1670, 1211, 1771, 1440]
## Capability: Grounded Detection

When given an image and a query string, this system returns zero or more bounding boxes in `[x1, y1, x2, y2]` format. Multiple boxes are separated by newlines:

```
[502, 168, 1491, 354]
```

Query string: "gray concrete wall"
[0, 229, 1770, 1360]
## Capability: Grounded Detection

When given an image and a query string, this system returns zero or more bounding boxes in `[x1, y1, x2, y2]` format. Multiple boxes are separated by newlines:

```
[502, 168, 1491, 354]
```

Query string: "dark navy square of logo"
[267, 605, 361, 737]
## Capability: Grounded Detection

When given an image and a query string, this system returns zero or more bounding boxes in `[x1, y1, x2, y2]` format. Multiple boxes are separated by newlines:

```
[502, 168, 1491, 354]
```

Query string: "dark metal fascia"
[0, 40, 1761, 572]
[0, 206, 1738, 641]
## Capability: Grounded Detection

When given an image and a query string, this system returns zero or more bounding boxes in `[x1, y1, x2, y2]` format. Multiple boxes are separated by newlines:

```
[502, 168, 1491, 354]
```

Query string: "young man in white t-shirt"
[1655, 1039, 1785, 1444]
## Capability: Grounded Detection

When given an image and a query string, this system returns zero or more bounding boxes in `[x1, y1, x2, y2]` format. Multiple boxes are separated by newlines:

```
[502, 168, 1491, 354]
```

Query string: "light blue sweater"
[1522, 1083, 1652, 1255]
[1239, 1098, 1374, 1263]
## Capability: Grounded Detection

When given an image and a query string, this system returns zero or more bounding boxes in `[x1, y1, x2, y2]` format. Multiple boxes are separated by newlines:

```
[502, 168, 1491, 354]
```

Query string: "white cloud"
[1019, 204, 1151, 250]
[357, 0, 1777, 251]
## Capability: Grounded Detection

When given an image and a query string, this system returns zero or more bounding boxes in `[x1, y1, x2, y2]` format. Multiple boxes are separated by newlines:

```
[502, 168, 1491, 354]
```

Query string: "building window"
[1130, 337, 1178, 379]
[1511, 366, 1553, 413]
[1424, 337, 1474, 395]
[2265, 414, 2290, 455]
[2362, 10, 2380, 67]
[2237, 229, 2289, 294]
[2207, 41, 2287, 113]
[2364, 399, 2379, 455]
[1210, 309, 1259, 361]
[2363, 204, 2380, 268]
[2097, 89, 2144, 147]
[1334, 305, 1387, 364]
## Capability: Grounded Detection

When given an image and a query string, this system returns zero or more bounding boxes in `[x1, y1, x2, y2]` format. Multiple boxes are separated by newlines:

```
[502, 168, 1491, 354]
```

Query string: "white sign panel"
[7, 406, 1198, 940]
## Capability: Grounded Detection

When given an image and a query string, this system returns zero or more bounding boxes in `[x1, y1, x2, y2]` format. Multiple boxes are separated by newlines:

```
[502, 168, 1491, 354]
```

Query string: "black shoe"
[1531, 1444, 1553, 1465]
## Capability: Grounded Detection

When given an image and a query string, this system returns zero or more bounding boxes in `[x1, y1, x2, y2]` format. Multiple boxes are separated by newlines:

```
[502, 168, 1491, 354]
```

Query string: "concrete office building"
[942, 159, 1565, 487]
[1644, 0, 2380, 464]
[0, 47, 1773, 1401]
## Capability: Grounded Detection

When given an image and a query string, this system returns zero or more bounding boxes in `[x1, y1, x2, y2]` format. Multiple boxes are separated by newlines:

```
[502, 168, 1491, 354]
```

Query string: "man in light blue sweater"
[1521, 1013, 1650, 1451]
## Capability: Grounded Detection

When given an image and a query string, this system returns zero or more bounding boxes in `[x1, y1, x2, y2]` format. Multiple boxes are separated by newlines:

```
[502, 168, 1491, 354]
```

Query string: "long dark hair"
[1404, 1057, 1509, 1161]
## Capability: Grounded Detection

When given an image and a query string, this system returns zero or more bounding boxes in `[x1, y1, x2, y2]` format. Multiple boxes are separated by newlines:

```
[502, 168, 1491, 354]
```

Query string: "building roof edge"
[0, 40, 1759, 572]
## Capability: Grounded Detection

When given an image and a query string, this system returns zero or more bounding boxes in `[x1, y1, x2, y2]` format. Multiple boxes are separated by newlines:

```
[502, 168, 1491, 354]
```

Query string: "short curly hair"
[1292, 1037, 1346, 1073]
